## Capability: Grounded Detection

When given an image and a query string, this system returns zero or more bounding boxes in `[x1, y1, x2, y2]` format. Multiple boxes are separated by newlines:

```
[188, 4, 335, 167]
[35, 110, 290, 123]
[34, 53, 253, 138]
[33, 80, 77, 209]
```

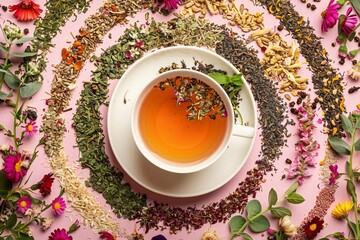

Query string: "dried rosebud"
[279, 216, 297, 236]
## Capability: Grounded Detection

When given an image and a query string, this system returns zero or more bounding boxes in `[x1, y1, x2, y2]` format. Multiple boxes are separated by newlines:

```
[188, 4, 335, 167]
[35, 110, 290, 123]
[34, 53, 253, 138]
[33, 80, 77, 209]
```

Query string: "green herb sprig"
[327, 112, 360, 239]
[208, 72, 244, 123]
[229, 182, 305, 240]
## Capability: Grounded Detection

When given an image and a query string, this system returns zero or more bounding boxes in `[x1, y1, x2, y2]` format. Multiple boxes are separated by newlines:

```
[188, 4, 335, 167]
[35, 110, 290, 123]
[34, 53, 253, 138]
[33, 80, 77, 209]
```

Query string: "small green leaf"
[20, 82, 42, 98]
[346, 179, 357, 201]
[246, 200, 262, 218]
[270, 207, 292, 218]
[231, 74, 243, 86]
[5, 213, 17, 229]
[354, 139, 360, 151]
[348, 31, 356, 42]
[268, 188, 277, 207]
[341, 114, 353, 134]
[346, 161, 351, 175]
[248, 215, 270, 233]
[349, 220, 357, 237]
[11, 51, 37, 57]
[31, 197, 43, 205]
[355, 118, 360, 129]
[351, 0, 360, 16]
[229, 215, 246, 235]
[286, 192, 305, 204]
[0, 171, 12, 192]
[239, 232, 253, 240]
[0, 90, 13, 101]
[208, 72, 230, 84]
[14, 37, 35, 44]
[0, 190, 8, 199]
[7, 192, 20, 202]
[0, 45, 8, 54]
[5, 73, 21, 89]
[328, 137, 351, 155]
[285, 182, 299, 197]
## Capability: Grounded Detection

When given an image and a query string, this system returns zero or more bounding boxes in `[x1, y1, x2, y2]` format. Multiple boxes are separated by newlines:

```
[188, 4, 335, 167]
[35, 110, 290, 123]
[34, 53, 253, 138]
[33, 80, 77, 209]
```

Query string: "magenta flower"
[340, 7, 358, 35]
[25, 120, 38, 136]
[158, 0, 181, 11]
[125, 51, 132, 59]
[17, 196, 32, 214]
[321, 0, 341, 32]
[329, 164, 339, 185]
[99, 231, 116, 240]
[135, 41, 144, 49]
[49, 228, 73, 240]
[51, 197, 66, 215]
[2, 153, 27, 183]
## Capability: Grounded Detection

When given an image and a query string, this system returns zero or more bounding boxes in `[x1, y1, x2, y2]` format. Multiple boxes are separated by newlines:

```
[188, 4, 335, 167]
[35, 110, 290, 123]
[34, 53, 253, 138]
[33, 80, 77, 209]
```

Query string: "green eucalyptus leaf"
[354, 139, 360, 151]
[14, 37, 35, 44]
[328, 137, 351, 155]
[229, 215, 247, 235]
[5, 73, 21, 89]
[248, 215, 270, 233]
[11, 51, 37, 57]
[351, 0, 360, 16]
[349, 220, 357, 237]
[239, 232, 253, 240]
[346, 161, 351, 175]
[268, 188, 277, 207]
[0, 90, 13, 101]
[246, 200, 262, 218]
[7, 192, 21, 202]
[208, 72, 230, 84]
[270, 207, 292, 218]
[0, 45, 8, 54]
[346, 179, 357, 201]
[0, 171, 12, 192]
[285, 182, 299, 197]
[20, 82, 42, 98]
[286, 192, 305, 204]
[341, 114, 353, 134]
[5, 213, 17, 229]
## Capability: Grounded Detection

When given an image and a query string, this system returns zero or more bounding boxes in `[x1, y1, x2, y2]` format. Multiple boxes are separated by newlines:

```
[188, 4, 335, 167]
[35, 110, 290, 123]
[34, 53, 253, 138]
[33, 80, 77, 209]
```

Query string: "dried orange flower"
[73, 41, 82, 48]
[66, 56, 75, 65]
[79, 28, 88, 37]
[77, 45, 86, 55]
[74, 61, 83, 71]
[61, 48, 69, 61]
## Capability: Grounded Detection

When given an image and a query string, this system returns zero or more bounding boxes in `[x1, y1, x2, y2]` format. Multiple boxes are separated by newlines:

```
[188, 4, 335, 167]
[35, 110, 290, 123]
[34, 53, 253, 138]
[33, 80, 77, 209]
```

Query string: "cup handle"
[232, 124, 255, 138]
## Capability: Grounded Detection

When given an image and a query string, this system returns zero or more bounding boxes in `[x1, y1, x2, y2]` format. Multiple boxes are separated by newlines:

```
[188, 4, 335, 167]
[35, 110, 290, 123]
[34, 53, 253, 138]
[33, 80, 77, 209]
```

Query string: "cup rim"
[131, 69, 235, 174]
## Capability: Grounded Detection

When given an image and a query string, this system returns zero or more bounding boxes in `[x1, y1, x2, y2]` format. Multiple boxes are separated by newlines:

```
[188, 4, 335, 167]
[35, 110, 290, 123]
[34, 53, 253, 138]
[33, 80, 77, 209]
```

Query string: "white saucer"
[107, 46, 257, 198]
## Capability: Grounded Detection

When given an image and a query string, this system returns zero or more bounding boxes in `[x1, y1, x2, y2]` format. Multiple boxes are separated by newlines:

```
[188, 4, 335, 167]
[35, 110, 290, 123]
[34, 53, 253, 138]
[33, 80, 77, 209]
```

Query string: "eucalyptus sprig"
[0, 23, 41, 101]
[328, 112, 360, 239]
[229, 182, 305, 240]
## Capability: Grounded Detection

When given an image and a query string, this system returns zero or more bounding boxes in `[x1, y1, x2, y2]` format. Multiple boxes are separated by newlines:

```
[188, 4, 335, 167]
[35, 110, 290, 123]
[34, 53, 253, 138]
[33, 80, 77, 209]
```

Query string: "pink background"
[1, 0, 360, 239]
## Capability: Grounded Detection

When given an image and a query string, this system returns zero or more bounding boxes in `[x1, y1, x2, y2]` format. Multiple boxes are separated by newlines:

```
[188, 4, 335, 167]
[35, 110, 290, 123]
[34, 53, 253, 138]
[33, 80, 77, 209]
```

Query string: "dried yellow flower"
[331, 201, 353, 219]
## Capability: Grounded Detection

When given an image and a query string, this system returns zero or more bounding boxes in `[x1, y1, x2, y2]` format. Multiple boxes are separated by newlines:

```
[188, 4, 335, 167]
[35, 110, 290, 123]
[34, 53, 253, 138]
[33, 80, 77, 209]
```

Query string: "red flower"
[39, 173, 54, 197]
[304, 216, 324, 239]
[99, 231, 116, 240]
[9, 0, 43, 21]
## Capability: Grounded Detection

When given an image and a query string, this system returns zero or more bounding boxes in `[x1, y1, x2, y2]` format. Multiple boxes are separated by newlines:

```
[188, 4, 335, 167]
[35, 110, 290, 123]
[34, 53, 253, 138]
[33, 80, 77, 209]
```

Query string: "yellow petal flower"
[331, 201, 353, 219]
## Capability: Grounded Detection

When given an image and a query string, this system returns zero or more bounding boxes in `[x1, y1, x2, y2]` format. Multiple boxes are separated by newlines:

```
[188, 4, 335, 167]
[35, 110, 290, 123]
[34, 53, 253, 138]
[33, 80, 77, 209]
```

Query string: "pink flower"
[329, 164, 339, 185]
[25, 120, 38, 136]
[2, 153, 27, 182]
[340, 7, 358, 35]
[158, 0, 181, 11]
[49, 228, 73, 240]
[51, 197, 66, 215]
[321, 0, 341, 32]
[9, 0, 43, 21]
[17, 196, 32, 214]
[99, 231, 117, 240]
[135, 41, 144, 49]
[125, 51, 132, 59]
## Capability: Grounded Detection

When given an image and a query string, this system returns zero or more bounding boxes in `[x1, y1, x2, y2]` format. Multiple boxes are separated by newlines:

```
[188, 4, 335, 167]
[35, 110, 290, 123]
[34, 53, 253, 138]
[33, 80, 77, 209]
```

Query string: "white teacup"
[131, 69, 255, 174]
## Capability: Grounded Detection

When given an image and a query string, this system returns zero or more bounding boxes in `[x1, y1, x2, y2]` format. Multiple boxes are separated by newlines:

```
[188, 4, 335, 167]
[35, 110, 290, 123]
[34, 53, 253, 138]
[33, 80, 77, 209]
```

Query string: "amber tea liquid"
[138, 84, 228, 164]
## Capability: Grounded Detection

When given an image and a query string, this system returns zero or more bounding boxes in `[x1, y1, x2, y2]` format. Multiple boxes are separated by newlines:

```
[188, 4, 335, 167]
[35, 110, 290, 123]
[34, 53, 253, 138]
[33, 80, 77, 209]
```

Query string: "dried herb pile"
[259, 0, 346, 137]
